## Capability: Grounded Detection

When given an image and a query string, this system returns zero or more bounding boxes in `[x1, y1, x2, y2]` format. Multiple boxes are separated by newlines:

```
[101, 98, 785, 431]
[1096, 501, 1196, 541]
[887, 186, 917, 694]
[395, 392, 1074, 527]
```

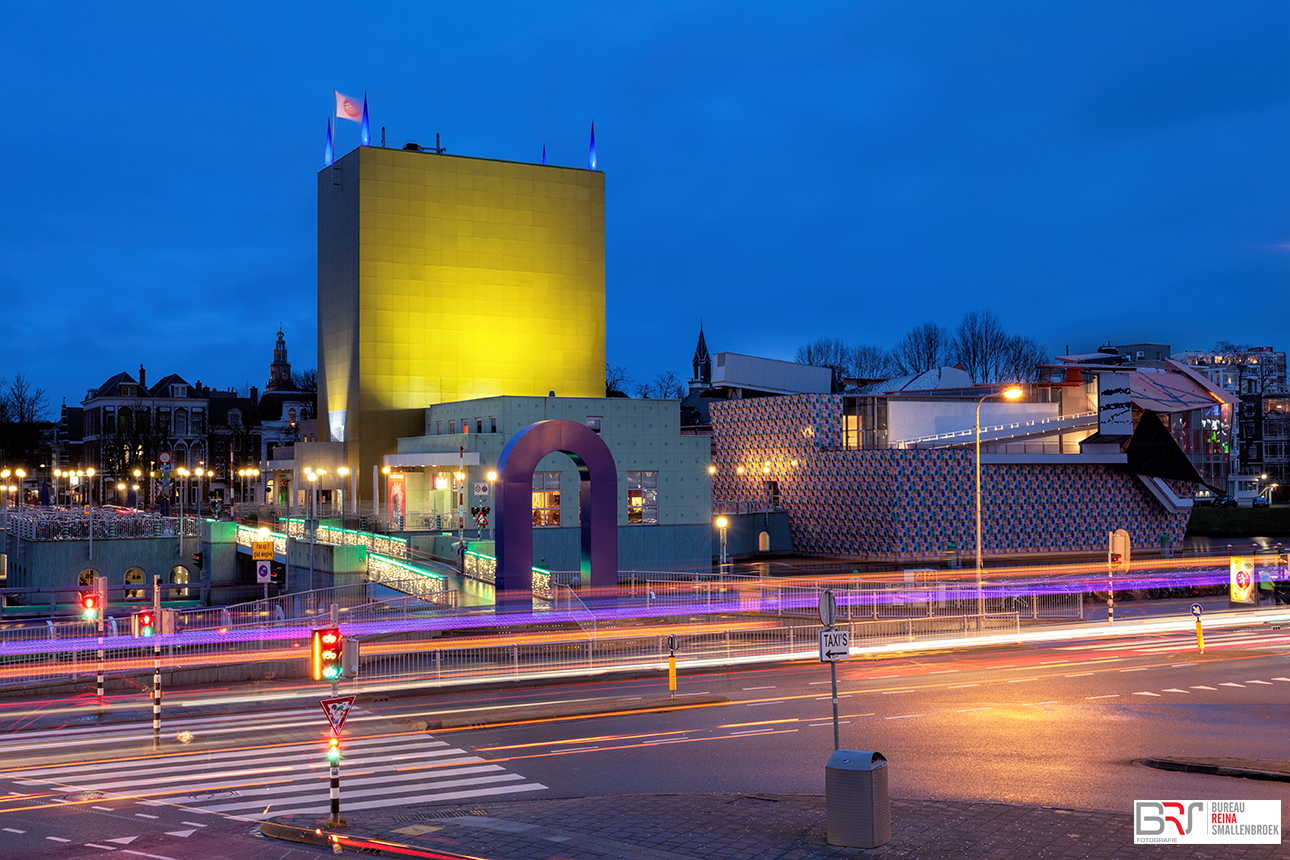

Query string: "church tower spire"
[266, 327, 293, 391]
[689, 321, 711, 393]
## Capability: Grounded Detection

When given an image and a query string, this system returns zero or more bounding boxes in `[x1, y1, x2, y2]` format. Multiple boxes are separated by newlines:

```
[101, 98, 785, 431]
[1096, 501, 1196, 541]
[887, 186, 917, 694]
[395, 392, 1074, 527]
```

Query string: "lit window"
[626, 471, 658, 524]
[532, 472, 561, 527]
[124, 567, 145, 599]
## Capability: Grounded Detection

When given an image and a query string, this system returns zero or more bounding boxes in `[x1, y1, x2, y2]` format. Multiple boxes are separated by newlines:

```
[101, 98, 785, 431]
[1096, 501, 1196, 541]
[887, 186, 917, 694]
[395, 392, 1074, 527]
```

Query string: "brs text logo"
[1135, 801, 1204, 842]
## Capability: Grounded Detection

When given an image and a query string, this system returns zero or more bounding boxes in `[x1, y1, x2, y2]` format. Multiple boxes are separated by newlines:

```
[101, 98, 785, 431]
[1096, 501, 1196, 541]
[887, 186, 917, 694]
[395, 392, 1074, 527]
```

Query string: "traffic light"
[312, 628, 342, 681]
[81, 592, 99, 621]
[326, 734, 341, 763]
[192, 551, 204, 570]
[471, 506, 480, 517]
[132, 610, 156, 637]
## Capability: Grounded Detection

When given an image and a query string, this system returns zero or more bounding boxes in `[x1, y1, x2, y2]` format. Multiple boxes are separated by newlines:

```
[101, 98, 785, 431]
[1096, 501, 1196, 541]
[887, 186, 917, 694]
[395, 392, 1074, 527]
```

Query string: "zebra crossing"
[1, 708, 547, 819]
[1054, 627, 1290, 653]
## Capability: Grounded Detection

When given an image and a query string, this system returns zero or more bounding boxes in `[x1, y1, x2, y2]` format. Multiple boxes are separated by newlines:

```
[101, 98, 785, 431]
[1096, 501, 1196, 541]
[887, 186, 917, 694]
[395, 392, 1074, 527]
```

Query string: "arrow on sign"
[822, 648, 849, 660]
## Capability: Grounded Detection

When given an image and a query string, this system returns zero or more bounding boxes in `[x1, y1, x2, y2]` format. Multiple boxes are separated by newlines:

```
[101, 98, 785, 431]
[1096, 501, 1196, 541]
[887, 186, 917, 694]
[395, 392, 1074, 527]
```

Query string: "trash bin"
[825, 749, 890, 848]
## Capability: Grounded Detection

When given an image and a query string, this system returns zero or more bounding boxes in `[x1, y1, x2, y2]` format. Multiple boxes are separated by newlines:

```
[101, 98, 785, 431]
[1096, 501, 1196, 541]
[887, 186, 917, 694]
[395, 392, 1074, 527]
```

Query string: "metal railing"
[10, 510, 203, 542]
[891, 410, 1098, 449]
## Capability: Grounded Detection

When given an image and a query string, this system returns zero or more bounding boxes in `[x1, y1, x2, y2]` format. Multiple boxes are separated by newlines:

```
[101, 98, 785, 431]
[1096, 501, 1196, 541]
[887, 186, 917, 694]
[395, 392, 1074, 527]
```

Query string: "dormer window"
[288, 408, 296, 426]
[228, 409, 241, 427]
[172, 384, 187, 397]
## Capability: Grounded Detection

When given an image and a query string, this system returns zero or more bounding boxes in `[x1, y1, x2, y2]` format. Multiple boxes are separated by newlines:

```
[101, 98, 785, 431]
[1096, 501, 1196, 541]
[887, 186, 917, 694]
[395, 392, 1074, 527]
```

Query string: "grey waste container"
[825, 749, 890, 848]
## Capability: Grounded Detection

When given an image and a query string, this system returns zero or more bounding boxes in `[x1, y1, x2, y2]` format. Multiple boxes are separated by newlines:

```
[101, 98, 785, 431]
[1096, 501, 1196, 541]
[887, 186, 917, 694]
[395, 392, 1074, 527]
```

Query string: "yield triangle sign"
[319, 695, 356, 733]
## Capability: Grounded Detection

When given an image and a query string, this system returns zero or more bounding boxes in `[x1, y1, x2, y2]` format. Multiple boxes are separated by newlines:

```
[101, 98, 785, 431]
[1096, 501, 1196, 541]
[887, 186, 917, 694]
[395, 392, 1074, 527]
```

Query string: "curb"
[1141, 757, 1290, 782]
[258, 819, 331, 846]
[423, 693, 730, 730]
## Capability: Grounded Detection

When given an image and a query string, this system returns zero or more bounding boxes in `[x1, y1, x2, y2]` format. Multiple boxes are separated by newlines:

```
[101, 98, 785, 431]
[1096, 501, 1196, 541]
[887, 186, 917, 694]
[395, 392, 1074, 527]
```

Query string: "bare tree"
[952, 310, 1011, 383]
[291, 369, 318, 419]
[997, 335, 1049, 384]
[849, 345, 896, 380]
[636, 371, 685, 399]
[891, 322, 954, 375]
[0, 373, 50, 466]
[1212, 341, 1284, 395]
[605, 362, 632, 396]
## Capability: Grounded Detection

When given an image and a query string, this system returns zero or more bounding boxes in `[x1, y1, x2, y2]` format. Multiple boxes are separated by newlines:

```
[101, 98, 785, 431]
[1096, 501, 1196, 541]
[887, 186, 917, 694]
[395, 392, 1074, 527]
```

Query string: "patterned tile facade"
[711, 394, 1190, 557]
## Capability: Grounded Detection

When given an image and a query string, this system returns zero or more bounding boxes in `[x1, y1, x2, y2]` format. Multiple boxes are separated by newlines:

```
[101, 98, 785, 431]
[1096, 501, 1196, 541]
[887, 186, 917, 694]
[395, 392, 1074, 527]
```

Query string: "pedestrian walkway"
[2, 708, 548, 819]
[263, 792, 1289, 859]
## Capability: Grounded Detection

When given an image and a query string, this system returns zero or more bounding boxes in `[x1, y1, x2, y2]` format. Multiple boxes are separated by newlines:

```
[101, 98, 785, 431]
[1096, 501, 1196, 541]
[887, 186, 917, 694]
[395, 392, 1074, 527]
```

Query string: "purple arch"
[495, 420, 619, 607]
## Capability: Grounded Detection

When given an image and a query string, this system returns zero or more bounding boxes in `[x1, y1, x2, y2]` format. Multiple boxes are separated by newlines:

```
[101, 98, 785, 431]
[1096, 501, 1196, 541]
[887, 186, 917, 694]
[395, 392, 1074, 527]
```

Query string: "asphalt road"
[4, 619, 1290, 857]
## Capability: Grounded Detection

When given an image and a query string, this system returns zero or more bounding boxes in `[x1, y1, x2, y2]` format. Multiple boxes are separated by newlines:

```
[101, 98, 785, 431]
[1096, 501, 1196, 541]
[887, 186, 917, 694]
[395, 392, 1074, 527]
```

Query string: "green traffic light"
[82, 609, 96, 621]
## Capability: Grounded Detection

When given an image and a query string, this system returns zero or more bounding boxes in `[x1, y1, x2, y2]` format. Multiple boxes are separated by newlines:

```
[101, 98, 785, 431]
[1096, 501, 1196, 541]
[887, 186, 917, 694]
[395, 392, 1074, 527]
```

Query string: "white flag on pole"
[335, 90, 363, 123]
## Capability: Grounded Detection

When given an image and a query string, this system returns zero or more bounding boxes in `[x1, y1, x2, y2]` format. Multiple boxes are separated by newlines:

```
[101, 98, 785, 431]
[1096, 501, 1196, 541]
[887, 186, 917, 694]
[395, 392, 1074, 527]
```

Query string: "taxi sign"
[818, 629, 849, 663]
[1191, 603, 1203, 618]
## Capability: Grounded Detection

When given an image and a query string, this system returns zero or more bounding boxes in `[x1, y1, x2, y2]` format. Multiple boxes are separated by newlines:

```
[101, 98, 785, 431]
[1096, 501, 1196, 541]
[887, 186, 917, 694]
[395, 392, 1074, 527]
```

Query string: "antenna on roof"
[434, 133, 445, 154]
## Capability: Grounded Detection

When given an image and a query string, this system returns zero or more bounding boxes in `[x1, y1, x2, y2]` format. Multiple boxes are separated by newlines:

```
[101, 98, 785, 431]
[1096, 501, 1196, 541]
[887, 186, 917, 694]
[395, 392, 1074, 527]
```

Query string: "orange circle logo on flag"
[343, 101, 359, 117]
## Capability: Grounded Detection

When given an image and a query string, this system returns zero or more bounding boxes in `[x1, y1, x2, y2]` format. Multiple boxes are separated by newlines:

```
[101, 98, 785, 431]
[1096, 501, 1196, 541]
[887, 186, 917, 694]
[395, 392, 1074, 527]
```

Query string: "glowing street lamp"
[338, 466, 350, 516]
[975, 386, 1024, 617]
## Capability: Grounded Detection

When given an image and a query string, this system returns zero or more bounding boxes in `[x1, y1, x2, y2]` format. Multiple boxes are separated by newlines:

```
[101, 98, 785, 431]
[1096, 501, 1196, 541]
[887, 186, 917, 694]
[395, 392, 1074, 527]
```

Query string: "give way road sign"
[319, 695, 356, 733]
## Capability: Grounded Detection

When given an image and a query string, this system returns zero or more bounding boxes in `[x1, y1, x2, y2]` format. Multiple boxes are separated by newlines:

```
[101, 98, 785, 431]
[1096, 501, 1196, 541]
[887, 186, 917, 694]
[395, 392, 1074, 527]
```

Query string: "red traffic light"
[312, 628, 343, 681]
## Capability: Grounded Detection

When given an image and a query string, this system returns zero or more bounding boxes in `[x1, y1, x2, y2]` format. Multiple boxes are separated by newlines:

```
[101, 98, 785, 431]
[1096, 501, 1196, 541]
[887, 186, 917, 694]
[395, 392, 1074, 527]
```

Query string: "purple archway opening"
[495, 420, 618, 608]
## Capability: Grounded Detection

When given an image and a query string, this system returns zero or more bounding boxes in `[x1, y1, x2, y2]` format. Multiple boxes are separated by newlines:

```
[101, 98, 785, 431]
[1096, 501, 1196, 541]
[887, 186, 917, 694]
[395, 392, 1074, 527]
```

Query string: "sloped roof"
[1129, 366, 1236, 413]
[851, 366, 974, 396]
[146, 373, 194, 397]
[90, 371, 138, 398]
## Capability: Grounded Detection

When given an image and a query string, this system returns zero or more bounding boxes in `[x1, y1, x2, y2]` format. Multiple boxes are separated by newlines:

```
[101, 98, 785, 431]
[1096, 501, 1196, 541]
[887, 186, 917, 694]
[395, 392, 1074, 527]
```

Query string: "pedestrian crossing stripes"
[1054, 629, 1290, 653]
[3, 723, 547, 819]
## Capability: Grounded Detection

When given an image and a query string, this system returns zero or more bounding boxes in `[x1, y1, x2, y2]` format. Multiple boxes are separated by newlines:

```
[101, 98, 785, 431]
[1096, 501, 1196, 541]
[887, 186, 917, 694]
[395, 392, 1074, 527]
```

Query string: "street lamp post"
[133, 469, 143, 508]
[307, 471, 318, 591]
[716, 515, 729, 570]
[381, 465, 391, 530]
[486, 470, 497, 539]
[975, 386, 1024, 619]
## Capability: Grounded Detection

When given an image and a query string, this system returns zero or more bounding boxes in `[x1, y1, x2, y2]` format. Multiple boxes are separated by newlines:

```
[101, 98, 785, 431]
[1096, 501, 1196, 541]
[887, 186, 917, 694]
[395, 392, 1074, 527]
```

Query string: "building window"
[532, 472, 561, 527]
[436, 421, 442, 435]
[287, 408, 296, 427]
[103, 407, 116, 434]
[174, 408, 189, 436]
[476, 418, 483, 434]
[449, 420, 456, 434]
[124, 567, 145, 599]
[587, 416, 602, 434]
[490, 416, 497, 433]
[626, 471, 658, 524]
[170, 566, 190, 598]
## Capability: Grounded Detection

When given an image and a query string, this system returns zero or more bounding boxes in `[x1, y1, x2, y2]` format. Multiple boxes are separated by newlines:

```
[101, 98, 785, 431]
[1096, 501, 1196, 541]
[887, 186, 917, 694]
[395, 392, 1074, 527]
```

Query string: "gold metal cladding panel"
[353, 148, 604, 409]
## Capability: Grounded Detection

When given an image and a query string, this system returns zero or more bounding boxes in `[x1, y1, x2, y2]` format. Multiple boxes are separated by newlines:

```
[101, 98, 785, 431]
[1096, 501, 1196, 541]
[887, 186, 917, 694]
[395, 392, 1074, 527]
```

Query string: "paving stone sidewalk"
[263, 793, 1290, 859]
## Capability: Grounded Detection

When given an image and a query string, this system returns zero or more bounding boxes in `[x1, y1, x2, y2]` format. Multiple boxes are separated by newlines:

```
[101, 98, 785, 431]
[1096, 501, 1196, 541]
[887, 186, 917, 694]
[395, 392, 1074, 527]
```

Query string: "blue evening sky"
[4, 2, 1288, 411]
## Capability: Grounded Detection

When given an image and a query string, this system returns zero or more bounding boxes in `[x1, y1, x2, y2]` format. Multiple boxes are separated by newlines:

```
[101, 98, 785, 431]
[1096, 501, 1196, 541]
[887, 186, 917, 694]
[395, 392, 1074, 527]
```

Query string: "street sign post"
[319, 694, 356, 824]
[1191, 603, 1205, 653]
[819, 589, 843, 751]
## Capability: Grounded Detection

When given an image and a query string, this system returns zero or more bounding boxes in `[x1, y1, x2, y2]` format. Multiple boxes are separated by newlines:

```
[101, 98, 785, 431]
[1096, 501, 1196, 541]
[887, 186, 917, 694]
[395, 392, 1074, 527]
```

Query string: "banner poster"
[387, 473, 406, 521]
[1230, 557, 1256, 604]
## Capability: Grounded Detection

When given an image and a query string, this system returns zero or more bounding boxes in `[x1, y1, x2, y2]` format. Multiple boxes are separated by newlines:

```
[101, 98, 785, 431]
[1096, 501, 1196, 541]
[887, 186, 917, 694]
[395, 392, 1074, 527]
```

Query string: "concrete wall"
[714, 511, 792, 558]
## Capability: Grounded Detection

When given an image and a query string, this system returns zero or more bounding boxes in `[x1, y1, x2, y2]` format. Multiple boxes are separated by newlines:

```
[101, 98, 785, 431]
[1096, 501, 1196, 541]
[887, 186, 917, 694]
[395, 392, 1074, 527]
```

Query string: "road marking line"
[1133, 692, 1161, 697]
[1191, 686, 1218, 690]
[1171, 663, 1197, 668]
[730, 729, 775, 735]
[1273, 677, 1290, 682]
[164, 830, 197, 838]
[561, 747, 600, 753]
[1086, 695, 1119, 700]
[742, 686, 776, 690]
[92, 806, 116, 811]
[84, 844, 117, 851]
[106, 837, 138, 844]
[955, 707, 992, 713]
[948, 684, 978, 689]
[1220, 683, 1246, 688]
[810, 721, 851, 726]
[1161, 689, 1189, 693]
[2, 827, 26, 833]
[1065, 673, 1094, 677]
[1119, 667, 1150, 672]
[121, 850, 181, 860]
[881, 690, 916, 695]
[134, 813, 159, 819]
[1247, 680, 1274, 685]
[1007, 678, 1039, 683]
[46, 837, 71, 842]
[928, 669, 958, 674]
[1024, 701, 1058, 706]
[884, 714, 923, 720]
